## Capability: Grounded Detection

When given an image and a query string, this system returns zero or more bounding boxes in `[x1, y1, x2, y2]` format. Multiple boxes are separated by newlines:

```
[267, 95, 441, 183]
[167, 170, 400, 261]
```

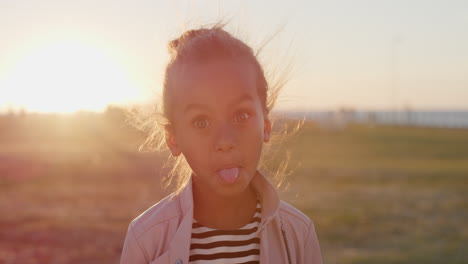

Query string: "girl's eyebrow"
[184, 94, 254, 114]
[184, 103, 208, 114]
[229, 93, 255, 107]
[230, 94, 254, 107]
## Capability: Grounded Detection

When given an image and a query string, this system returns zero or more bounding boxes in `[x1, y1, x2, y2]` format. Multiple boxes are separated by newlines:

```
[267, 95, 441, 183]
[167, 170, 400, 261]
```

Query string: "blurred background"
[1, 0, 467, 263]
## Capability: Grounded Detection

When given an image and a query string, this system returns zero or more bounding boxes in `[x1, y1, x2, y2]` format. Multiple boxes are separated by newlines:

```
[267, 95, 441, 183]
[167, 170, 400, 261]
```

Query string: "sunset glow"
[2, 40, 141, 113]
[1, 1, 467, 112]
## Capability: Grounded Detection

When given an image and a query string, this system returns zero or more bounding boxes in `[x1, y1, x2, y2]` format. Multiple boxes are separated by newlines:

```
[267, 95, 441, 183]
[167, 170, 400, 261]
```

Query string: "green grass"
[278, 123, 468, 264]
[1, 118, 467, 263]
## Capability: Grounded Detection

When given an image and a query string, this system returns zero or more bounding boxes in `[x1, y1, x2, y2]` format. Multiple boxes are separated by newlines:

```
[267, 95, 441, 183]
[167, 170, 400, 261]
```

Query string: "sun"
[2, 40, 141, 113]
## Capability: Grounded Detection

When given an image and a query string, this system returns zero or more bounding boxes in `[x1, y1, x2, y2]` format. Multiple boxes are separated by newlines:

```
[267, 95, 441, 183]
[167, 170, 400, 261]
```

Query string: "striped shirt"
[189, 202, 262, 264]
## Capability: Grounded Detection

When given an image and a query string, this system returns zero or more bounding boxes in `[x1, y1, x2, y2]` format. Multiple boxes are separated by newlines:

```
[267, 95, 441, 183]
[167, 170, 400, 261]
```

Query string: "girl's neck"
[192, 184, 258, 230]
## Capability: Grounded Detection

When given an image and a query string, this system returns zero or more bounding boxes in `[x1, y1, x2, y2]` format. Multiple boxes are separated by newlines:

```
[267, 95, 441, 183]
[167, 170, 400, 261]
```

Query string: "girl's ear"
[165, 125, 182, 156]
[263, 118, 272, 143]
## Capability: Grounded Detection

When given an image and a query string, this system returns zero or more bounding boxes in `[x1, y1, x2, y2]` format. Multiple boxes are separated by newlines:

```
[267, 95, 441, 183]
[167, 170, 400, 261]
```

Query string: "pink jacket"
[121, 172, 323, 264]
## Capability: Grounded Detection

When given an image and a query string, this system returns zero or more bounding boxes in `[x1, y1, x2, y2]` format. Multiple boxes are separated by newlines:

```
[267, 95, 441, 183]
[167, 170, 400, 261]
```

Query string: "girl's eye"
[234, 112, 250, 123]
[193, 118, 209, 129]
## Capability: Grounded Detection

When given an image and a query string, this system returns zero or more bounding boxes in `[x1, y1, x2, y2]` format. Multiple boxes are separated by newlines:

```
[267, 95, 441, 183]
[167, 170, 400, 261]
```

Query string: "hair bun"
[168, 28, 215, 55]
[167, 39, 179, 55]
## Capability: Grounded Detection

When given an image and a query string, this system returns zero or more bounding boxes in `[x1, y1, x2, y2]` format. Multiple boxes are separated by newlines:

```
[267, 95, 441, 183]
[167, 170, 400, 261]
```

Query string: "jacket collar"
[178, 176, 194, 214]
[178, 170, 280, 229]
[167, 177, 194, 264]
[250, 170, 281, 226]
[168, 171, 280, 263]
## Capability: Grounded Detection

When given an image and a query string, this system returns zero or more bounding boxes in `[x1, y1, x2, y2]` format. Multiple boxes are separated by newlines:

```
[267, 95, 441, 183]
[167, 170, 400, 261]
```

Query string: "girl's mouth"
[217, 167, 239, 184]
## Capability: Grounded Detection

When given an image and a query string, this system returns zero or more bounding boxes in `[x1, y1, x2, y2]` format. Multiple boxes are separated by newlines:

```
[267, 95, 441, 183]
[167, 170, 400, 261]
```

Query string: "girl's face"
[166, 59, 271, 198]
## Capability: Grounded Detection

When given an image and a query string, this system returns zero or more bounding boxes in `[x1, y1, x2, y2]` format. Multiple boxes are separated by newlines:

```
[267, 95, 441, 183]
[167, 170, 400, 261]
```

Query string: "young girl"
[121, 25, 322, 264]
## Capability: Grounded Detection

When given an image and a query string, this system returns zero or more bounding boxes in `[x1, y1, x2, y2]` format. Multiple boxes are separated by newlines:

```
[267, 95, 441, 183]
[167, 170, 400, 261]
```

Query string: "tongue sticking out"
[218, 167, 239, 184]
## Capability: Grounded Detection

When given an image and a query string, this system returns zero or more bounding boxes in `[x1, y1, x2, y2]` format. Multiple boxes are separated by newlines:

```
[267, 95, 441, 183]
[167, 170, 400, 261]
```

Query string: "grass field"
[288, 124, 468, 264]
[0, 114, 467, 263]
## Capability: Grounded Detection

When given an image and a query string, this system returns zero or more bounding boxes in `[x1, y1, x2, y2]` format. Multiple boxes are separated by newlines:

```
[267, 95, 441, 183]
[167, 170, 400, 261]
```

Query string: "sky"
[0, 0, 467, 113]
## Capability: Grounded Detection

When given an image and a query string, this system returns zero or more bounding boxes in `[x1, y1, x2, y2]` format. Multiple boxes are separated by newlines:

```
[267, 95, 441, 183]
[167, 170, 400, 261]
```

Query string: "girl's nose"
[215, 124, 235, 152]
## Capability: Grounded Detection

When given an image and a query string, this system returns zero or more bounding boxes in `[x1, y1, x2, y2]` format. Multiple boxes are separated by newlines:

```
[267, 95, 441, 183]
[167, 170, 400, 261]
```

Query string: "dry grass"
[0, 114, 467, 263]
[282, 124, 468, 264]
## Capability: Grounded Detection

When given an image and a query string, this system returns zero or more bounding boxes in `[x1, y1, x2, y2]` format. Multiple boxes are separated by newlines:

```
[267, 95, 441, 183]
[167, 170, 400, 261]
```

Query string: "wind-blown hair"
[132, 23, 295, 194]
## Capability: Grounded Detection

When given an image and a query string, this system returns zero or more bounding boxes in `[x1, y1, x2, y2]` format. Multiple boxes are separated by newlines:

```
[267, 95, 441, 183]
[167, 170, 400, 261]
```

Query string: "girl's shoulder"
[278, 200, 315, 228]
[121, 193, 189, 263]
[277, 200, 320, 253]
[129, 193, 182, 238]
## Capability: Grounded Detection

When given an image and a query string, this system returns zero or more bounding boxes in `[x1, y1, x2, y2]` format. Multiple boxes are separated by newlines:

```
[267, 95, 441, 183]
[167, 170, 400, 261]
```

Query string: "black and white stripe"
[189, 202, 262, 264]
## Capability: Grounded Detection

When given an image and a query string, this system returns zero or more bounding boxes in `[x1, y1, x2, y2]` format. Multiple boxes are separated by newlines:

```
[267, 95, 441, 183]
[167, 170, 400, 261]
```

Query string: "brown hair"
[132, 23, 295, 194]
